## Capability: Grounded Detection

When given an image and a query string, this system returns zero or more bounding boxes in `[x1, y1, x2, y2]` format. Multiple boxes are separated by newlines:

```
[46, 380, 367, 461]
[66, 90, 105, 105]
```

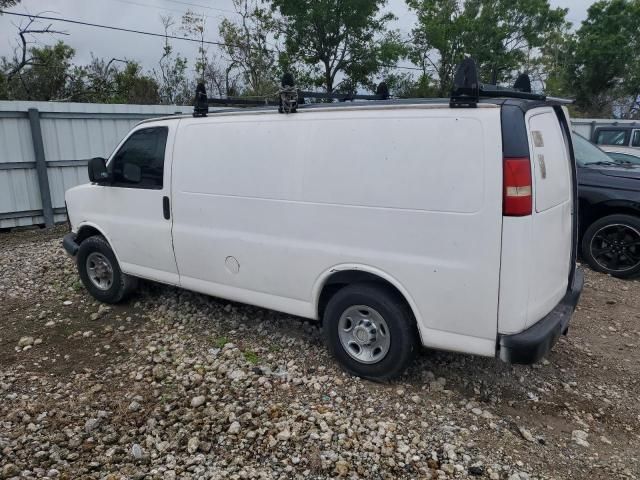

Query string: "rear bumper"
[62, 232, 79, 256]
[498, 268, 584, 364]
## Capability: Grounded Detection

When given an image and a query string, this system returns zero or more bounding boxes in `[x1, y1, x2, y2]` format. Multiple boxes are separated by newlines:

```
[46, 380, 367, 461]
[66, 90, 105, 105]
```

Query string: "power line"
[161, 0, 237, 15]
[0, 10, 424, 72]
[0, 11, 238, 48]
[111, 0, 225, 22]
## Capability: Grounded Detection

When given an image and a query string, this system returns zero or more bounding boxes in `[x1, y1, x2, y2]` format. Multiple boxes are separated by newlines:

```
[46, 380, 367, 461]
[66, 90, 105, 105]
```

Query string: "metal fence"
[0, 101, 192, 229]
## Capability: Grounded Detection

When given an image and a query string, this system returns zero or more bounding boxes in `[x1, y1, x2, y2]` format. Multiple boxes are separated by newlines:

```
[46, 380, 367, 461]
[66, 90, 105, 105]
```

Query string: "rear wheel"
[323, 283, 419, 380]
[582, 214, 640, 278]
[77, 235, 138, 303]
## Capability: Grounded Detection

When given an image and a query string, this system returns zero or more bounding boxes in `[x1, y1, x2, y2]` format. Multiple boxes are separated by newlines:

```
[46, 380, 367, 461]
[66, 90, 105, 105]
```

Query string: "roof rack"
[192, 60, 570, 117]
[192, 74, 390, 117]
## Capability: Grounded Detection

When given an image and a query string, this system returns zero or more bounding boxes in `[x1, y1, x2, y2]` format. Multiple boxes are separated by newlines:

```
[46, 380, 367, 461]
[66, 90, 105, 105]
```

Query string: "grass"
[213, 336, 229, 348]
[244, 351, 260, 364]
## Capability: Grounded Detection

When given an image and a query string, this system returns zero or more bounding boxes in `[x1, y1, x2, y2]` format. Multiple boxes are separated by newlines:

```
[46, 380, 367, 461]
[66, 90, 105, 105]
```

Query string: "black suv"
[574, 133, 640, 278]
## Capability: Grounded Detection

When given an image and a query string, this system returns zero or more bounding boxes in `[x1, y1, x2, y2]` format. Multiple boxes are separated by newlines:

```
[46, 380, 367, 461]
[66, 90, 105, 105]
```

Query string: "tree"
[219, 0, 278, 96]
[181, 10, 208, 82]
[155, 15, 190, 104]
[0, 0, 21, 9]
[566, 0, 640, 117]
[271, 0, 402, 93]
[112, 62, 160, 104]
[2, 15, 68, 87]
[2, 41, 77, 100]
[406, 0, 568, 96]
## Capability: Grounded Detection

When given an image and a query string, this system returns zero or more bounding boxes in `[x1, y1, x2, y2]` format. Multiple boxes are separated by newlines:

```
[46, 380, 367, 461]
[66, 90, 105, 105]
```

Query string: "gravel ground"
[0, 227, 639, 480]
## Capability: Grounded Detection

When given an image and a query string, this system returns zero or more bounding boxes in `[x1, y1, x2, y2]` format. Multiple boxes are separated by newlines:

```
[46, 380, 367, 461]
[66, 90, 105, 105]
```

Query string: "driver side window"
[111, 127, 168, 189]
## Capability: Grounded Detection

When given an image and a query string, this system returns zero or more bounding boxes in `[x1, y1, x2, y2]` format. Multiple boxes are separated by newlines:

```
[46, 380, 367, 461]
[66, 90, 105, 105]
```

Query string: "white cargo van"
[64, 67, 583, 379]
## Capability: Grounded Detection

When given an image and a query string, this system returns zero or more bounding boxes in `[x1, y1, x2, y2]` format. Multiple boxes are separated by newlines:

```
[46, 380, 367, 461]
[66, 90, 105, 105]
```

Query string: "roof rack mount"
[450, 58, 547, 108]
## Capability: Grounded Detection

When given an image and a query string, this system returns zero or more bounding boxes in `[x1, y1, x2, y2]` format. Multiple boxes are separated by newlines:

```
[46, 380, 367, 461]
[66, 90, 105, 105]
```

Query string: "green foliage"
[214, 337, 229, 348]
[181, 11, 208, 82]
[566, 0, 640, 117]
[384, 72, 438, 98]
[111, 62, 160, 104]
[243, 350, 260, 364]
[2, 41, 77, 101]
[155, 16, 191, 105]
[0, 0, 638, 118]
[0, 40, 160, 103]
[219, 0, 279, 97]
[0, 0, 20, 9]
[407, 0, 568, 96]
[272, 0, 403, 93]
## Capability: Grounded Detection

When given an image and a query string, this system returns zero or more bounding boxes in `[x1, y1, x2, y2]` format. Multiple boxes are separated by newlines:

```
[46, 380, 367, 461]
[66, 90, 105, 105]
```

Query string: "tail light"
[503, 157, 532, 216]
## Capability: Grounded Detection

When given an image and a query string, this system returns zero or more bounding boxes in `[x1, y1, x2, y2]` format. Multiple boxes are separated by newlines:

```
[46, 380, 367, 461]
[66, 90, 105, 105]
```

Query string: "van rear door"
[525, 107, 573, 327]
[498, 104, 575, 334]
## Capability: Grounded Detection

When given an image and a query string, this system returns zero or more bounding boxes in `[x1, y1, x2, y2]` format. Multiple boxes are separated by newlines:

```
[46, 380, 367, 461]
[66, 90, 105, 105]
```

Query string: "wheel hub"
[590, 223, 640, 273]
[86, 252, 114, 291]
[337, 305, 391, 365]
[353, 323, 376, 344]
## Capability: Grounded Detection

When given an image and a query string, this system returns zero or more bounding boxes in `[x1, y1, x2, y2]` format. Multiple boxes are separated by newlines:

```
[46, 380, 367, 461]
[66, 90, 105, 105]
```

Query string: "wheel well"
[76, 225, 103, 244]
[580, 203, 640, 238]
[317, 270, 414, 323]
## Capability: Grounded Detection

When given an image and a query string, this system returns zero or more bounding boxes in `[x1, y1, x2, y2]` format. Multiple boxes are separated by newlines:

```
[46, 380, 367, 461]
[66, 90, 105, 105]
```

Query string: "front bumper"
[62, 232, 79, 256]
[498, 268, 584, 364]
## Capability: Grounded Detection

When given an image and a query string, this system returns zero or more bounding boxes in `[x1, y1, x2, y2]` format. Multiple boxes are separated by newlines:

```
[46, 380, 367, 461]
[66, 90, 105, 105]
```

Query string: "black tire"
[323, 283, 419, 380]
[581, 214, 640, 279]
[76, 235, 138, 303]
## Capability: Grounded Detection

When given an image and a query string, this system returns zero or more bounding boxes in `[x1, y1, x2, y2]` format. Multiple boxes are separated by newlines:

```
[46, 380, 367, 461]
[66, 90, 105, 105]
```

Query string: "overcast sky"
[0, 0, 594, 78]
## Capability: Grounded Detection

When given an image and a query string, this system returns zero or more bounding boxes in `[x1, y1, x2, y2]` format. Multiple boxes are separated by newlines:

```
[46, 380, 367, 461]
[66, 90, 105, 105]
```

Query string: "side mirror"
[88, 157, 110, 184]
[122, 163, 142, 184]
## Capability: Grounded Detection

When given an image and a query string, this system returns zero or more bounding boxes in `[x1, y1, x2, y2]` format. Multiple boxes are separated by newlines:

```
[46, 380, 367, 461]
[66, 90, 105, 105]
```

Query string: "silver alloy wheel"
[337, 305, 391, 364]
[86, 252, 114, 290]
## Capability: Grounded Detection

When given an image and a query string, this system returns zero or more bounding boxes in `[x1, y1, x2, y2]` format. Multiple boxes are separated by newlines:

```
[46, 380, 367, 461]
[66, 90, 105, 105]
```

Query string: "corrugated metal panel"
[0, 100, 192, 228]
[48, 166, 88, 209]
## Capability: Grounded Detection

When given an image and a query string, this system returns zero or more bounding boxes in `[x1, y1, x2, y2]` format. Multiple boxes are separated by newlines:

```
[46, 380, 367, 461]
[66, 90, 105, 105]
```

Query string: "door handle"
[163, 196, 170, 220]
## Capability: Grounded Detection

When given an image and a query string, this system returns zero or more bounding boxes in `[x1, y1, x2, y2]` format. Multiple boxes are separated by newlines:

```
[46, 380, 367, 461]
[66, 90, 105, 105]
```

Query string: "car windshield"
[606, 151, 640, 165]
[572, 133, 622, 166]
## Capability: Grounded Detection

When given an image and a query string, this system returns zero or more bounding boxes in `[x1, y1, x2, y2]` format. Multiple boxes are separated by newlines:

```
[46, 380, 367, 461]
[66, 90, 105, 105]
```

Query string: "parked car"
[63, 81, 583, 379]
[573, 133, 640, 278]
[601, 146, 640, 165]
[592, 125, 640, 155]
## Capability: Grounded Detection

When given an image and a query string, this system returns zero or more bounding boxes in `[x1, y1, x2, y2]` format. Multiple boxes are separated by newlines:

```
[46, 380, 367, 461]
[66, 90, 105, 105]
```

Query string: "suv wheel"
[77, 235, 138, 303]
[582, 214, 640, 278]
[323, 283, 419, 380]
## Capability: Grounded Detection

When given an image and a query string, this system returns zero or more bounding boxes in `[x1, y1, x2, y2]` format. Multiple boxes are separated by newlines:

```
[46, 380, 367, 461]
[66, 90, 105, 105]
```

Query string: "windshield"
[606, 151, 640, 165]
[572, 133, 620, 166]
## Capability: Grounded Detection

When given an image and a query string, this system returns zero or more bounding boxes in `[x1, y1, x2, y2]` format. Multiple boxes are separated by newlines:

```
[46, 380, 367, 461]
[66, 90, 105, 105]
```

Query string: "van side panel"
[171, 107, 503, 354]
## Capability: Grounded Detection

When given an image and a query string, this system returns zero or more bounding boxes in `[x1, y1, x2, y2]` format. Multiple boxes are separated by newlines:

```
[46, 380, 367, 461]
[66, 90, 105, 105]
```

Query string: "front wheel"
[77, 235, 138, 303]
[582, 214, 640, 278]
[323, 283, 419, 380]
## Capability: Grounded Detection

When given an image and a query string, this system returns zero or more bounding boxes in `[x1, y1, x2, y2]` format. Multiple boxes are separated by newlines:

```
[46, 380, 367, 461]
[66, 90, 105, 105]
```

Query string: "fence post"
[28, 108, 54, 228]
